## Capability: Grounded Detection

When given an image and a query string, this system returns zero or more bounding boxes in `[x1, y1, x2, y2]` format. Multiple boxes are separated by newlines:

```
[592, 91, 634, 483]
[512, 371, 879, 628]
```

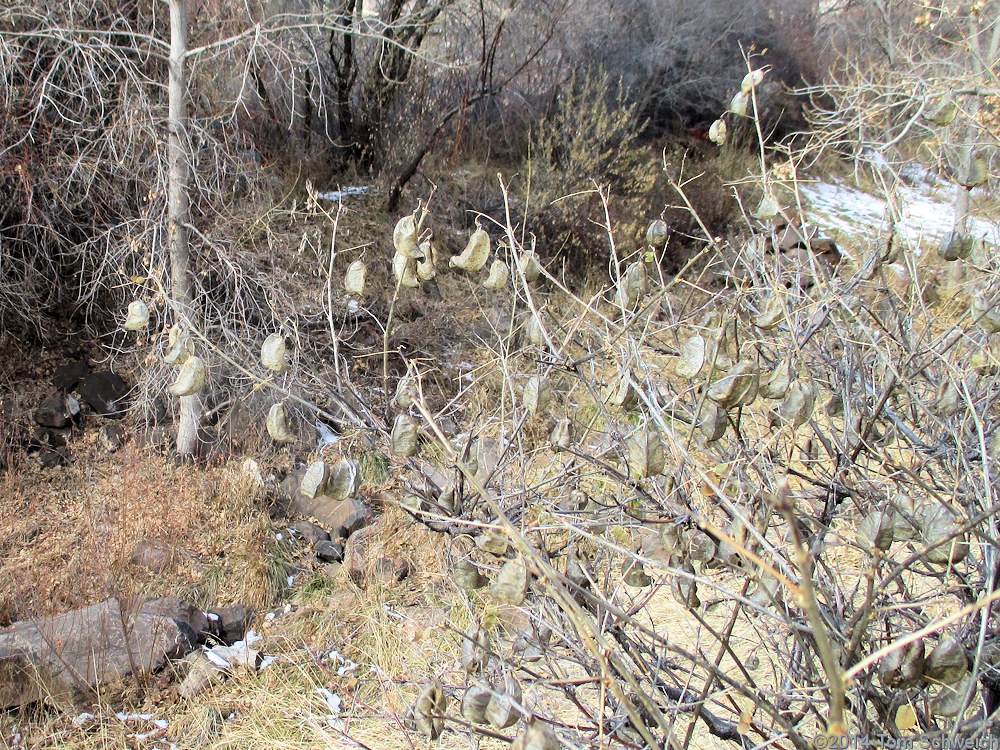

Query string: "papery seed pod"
[523, 376, 553, 415]
[708, 119, 727, 145]
[879, 639, 925, 689]
[626, 428, 665, 479]
[961, 151, 989, 189]
[931, 670, 975, 717]
[671, 562, 700, 609]
[327, 459, 360, 500]
[759, 360, 792, 400]
[550, 418, 574, 450]
[299, 461, 328, 499]
[393, 251, 421, 288]
[934, 379, 963, 417]
[392, 213, 422, 259]
[646, 219, 669, 247]
[617, 261, 648, 308]
[920, 506, 969, 565]
[696, 403, 728, 442]
[461, 681, 493, 725]
[925, 96, 958, 127]
[566, 547, 593, 592]
[451, 227, 491, 271]
[345, 260, 367, 295]
[163, 325, 192, 365]
[674, 335, 706, 379]
[622, 558, 652, 587]
[659, 524, 685, 557]
[168, 356, 206, 397]
[394, 375, 417, 408]
[483, 259, 510, 290]
[524, 311, 547, 348]
[857, 510, 894, 551]
[603, 371, 638, 409]
[972, 290, 1000, 333]
[752, 295, 783, 329]
[706, 360, 760, 409]
[486, 673, 522, 729]
[517, 250, 542, 282]
[741, 68, 765, 94]
[491, 557, 528, 605]
[461, 623, 492, 673]
[688, 530, 717, 563]
[452, 557, 487, 590]
[416, 240, 437, 281]
[825, 394, 844, 417]
[754, 193, 780, 221]
[924, 636, 968, 685]
[584, 496, 609, 535]
[123, 300, 150, 331]
[939, 231, 973, 261]
[889, 494, 920, 541]
[413, 680, 446, 739]
[391, 414, 419, 457]
[266, 403, 297, 444]
[729, 91, 749, 117]
[477, 531, 509, 556]
[261, 333, 288, 373]
[777, 378, 815, 428]
[511, 720, 561, 750]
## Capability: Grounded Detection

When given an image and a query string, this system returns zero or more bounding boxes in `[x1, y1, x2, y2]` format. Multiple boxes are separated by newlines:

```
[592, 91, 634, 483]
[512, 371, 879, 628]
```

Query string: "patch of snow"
[314, 687, 342, 714]
[72, 713, 95, 727]
[316, 420, 338, 447]
[315, 186, 369, 202]
[259, 655, 277, 670]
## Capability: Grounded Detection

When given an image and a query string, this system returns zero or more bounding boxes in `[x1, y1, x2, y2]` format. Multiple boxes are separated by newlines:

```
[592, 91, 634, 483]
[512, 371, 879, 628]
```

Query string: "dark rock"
[34, 393, 76, 429]
[78, 371, 130, 418]
[343, 521, 380, 584]
[0, 597, 201, 709]
[38, 448, 69, 468]
[206, 605, 253, 645]
[292, 496, 370, 541]
[314, 539, 344, 563]
[276, 467, 307, 505]
[292, 520, 330, 546]
[374, 557, 411, 584]
[131, 539, 174, 573]
[52, 361, 90, 391]
[99, 424, 127, 453]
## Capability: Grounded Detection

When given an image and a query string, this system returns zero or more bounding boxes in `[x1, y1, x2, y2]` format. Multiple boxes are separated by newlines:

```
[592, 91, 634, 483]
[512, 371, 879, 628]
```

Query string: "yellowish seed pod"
[451, 227, 491, 271]
[393, 252, 420, 288]
[123, 300, 150, 331]
[708, 119, 727, 145]
[483, 259, 510, 290]
[260, 333, 287, 372]
[345, 260, 367, 295]
[392, 212, 422, 259]
[266, 403, 297, 444]
[167, 356, 206, 397]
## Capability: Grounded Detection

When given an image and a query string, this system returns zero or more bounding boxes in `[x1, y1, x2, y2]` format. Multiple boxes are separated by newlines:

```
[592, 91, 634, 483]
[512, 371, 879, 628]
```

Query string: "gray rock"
[176, 650, 224, 700]
[131, 539, 173, 573]
[314, 539, 344, 563]
[38, 447, 69, 469]
[0, 597, 201, 709]
[77, 371, 129, 418]
[292, 520, 330, 546]
[292, 496, 370, 541]
[205, 605, 253, 645]
[34, 393, 74, 429]
[99, 424, 126, 453]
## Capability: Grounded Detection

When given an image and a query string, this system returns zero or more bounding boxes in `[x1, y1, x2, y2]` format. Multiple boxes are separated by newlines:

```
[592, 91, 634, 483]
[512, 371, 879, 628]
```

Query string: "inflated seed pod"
[123, 300, 150, 331]
[759, 360, 792, 400]
[517, 250, 542, 282]
[934, 379, 963, 417]
[392, 212, 422, 259]
[961, 151, 988, 189]
[674, 335, 706, 380]
[671, 562, 700, 609]
[741, 68, 765, 94]
[451, 227, 491, 271]
[646, 219, 669, 247]
[919, 506, 969, 565]
[299, 461, 328, 499]
[345, 260, 367, 296]
[688, 530, 717, 563]
[461, 681, 493, 725]
[452, 557, 487, 590]
[777, 378, 815, 428]
[924, 636, 968, 685]
[754, 193, 780, 221]
[932, 670, 975, 717]
[972, 290, 1000, 333]
[394, 375, 417, 408]
[525, 312, 547, 348]
[857, 510, 894, 551]
[266, 403, 297, 444]
[413, 680, 446, 740]
[706, 360, 760, 409]
[625, 428, 665, 479]
[163, 325, 192, 365]
[752, 295, 783, 330]
[491, 557, 528, 605]
[938, 231, 973, 261]
[391, 414, 419, 457]
[729, 91, 749, 117]
[522, 376, 553, 415]
[511, 721, 561, 750]
[617, 261, 647, 308]
[925, 96, 958, 126]
[393, 251, 420, 288]
[696, 402, 728, 443]
[461, 623, 492, 674]
[477, 531, 509, 556]
[550, 418, 574, 450]
[486, 673, 522, 729]
[622, 559, 652, 587]
[659, 524, 685, 557]
[168, 355, 206, 397]
[879, 639, 925, 689]
[483, 259, 510, 290]
[260, 333, 287, 373]
[603, 371, 638, 409]
[708, 119, 727, 145]
[327, 458, 360, 500]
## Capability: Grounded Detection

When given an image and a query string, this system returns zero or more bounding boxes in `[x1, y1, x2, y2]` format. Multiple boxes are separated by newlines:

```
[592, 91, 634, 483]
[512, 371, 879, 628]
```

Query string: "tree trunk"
[168, 0, 201, 457]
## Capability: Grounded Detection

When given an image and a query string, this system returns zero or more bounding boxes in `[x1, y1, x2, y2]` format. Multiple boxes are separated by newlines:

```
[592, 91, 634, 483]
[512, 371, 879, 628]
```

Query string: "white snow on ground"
[797, 175, 999, 255]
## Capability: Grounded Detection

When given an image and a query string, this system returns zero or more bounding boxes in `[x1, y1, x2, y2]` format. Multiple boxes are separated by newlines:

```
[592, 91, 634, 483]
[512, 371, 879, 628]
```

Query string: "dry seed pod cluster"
[706, 360, 759, 409]
[878, 633, 970, 715]
[857, 499, 969, 565]
[163, 325, 193, 365]
[123, 300, 149, 331]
